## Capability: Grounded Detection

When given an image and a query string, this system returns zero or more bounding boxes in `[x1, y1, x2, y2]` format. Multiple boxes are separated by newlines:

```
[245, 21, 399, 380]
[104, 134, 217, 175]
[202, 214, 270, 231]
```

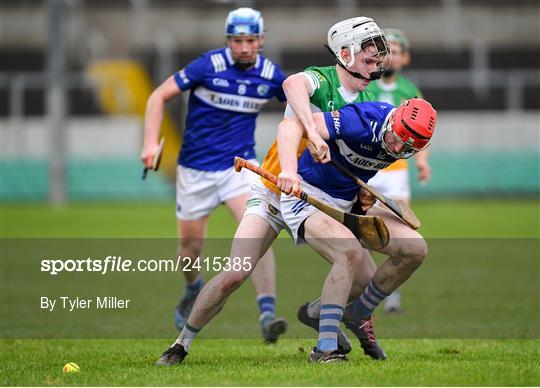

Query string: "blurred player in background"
[365, 28, 431, 314]
[140, 7, 288, 343]
[155, 17, 392, 367]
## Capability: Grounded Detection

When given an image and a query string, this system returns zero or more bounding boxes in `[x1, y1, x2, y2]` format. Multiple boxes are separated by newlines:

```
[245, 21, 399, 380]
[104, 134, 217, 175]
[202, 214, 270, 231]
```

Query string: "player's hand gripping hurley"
[234, 157, 389, 251]
[307, 142, 421, 229]
[141, 137, 165, 180]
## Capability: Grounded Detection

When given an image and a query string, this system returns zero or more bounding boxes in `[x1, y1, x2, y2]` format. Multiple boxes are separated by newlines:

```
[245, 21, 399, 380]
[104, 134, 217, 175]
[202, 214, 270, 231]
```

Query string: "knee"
[179, 238, 203, 258]
[337, 246, 364, 275]
[400, 237, 428, 268]
[219, 270, 250, 294]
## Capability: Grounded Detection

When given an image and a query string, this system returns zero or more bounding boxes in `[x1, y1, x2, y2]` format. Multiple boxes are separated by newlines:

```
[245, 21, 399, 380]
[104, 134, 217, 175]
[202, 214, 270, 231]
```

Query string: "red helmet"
[382, 98, 437, 158]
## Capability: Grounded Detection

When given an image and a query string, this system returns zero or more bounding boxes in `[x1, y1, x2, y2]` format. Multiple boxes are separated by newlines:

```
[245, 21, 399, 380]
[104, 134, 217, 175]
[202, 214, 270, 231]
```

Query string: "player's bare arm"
[276, 118, 303, 194]
[140, 75, 181, 167]
[276, 113, 329, 193]
[282, 74, 330, 162]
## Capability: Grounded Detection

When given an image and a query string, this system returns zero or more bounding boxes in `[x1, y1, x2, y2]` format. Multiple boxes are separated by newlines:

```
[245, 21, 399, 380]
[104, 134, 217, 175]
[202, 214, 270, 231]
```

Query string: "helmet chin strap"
[324, 44, 385, 81]
[339, 62, 385, 81]
[382, 68, 395, 77]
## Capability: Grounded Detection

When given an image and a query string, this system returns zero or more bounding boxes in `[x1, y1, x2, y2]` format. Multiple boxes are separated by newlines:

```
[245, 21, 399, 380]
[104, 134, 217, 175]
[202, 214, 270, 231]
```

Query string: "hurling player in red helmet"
[381, 98, 437, 159]
[275, 97, 437, 362]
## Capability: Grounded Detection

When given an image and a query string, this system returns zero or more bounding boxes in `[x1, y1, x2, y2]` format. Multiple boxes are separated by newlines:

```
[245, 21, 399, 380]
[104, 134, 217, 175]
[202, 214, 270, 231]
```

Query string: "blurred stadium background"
[1, 0, 538, 203]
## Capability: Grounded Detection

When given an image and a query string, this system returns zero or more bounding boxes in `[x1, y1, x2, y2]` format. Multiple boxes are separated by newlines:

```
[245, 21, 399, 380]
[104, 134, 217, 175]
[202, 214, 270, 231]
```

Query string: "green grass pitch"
[1, 198, 539, 386]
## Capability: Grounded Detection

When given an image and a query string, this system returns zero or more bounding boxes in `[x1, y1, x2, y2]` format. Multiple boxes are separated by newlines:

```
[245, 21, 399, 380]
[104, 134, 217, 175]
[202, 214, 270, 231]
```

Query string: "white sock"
[173, 324, 199, 352]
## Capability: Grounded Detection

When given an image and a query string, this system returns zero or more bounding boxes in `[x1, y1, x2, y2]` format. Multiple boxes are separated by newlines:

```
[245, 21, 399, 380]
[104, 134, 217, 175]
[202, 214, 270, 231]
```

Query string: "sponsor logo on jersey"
[212, 78, 230, 87]
[236, 79, 252, 85]
[210, 94, 241, 107]
[194, 87, 269, 113]
[257, 84, 270, 96]
[336, 140, 392, 171]
[331, 111, 341, 135]
[345, 154, 391, 170]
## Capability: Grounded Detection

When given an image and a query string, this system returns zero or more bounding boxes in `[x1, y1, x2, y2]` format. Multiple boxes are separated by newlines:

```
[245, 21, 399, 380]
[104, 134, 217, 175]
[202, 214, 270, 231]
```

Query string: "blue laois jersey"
[174, 47, 287, 171]
[298, 102, 398, 201]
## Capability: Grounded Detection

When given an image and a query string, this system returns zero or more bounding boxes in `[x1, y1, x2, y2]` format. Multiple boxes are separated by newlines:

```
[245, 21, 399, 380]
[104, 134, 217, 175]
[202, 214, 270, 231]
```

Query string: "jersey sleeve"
[323, 104, 373, 141]
[173, 53, 208, 91]
[300, 71, 317, 97]
[304, 68, 330, 100]
[303, 68, 329, 101]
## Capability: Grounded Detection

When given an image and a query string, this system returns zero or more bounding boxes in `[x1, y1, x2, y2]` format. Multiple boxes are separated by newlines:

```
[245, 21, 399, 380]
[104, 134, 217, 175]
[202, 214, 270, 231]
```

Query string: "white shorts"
[176, 160, 259, 220]
[244, 179, 288, 234]
[280, 178, 355, 244]
[367, 169, 411, 201]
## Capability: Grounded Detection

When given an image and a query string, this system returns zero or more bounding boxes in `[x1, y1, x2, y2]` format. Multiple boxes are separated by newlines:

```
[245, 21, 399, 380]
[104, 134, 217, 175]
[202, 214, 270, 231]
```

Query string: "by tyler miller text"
[41, 296, 130, 312]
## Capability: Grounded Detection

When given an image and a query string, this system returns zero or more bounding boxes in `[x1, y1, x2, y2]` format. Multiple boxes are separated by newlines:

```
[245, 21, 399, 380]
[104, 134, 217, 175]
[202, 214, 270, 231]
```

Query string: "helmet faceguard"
[326, 17, 390, 81]
[381, 99, 437, 159]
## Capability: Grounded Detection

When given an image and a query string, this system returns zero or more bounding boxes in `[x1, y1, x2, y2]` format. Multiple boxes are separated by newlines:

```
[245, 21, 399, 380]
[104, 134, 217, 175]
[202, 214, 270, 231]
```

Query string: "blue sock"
[257, 294, 275, 320]
[317, 304, 344, 352]
[352, 280, 389, 320]
[185, 277, 204, 298]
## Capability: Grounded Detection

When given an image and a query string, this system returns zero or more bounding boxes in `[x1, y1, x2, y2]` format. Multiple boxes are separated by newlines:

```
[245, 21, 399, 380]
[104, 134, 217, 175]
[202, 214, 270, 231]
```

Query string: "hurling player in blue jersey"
[276, 98, 437, 362]
[141, 8, 287, 343]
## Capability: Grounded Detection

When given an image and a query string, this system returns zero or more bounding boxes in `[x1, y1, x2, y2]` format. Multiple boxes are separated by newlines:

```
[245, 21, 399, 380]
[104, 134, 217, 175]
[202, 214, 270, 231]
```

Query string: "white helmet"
[327, 17, 389, 69]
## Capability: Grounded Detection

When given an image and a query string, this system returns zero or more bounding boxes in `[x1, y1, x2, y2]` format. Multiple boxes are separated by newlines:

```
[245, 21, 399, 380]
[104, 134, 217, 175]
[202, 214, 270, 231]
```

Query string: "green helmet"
[383, 28, 410, 52]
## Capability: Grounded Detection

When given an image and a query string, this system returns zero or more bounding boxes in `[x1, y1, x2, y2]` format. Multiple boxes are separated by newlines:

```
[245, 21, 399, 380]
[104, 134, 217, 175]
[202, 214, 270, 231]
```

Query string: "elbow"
[277, 118, 289, 138]
[282, 77, 293, 93]
[278, 117, 303, 139]
[282, 74, 301, 96]
[146, 90, 164, 110]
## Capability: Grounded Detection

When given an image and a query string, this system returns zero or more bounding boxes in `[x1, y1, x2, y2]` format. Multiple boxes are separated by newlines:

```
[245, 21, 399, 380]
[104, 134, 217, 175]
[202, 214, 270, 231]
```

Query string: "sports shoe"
[174, 292, 199, 331]
[383, 290, 402, 314]
[297, 302, 352, 354]
[342, 315, 386, 360]
[261, 314, 287, 343]
[309, 347, 348, 363]
[156, 343, 188, 366]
